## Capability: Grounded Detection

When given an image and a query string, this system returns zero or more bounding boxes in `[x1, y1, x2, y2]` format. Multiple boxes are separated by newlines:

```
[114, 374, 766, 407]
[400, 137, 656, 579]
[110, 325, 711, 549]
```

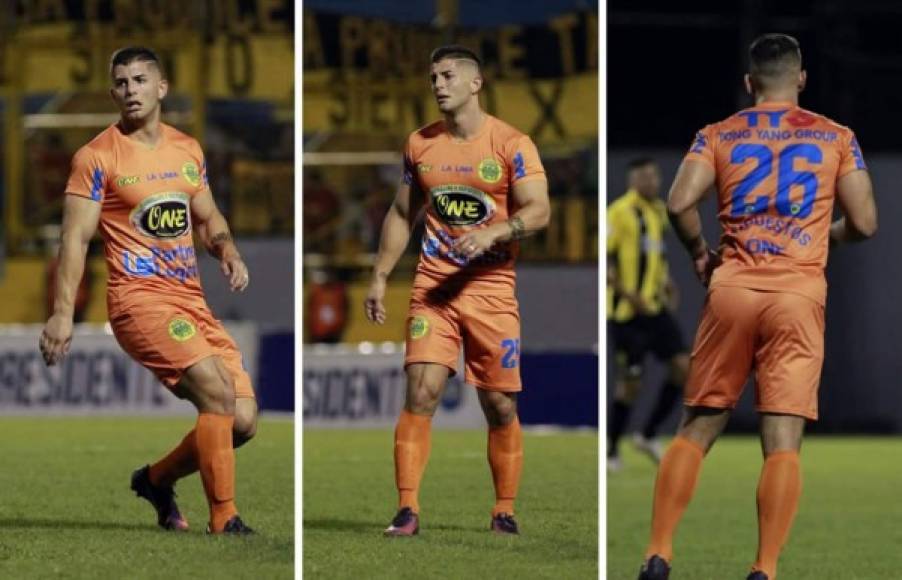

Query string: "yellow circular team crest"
[182, 162, 201, 187]
[409, 316, 430, 340]
[478, 158, 502, 184]
[168, 318, 197, 342]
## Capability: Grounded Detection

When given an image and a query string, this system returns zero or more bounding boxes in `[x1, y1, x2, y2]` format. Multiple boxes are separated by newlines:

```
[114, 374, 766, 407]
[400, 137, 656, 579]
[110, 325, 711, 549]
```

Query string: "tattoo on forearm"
[208, 232, 233, 257]
[508, 216, 526, 240]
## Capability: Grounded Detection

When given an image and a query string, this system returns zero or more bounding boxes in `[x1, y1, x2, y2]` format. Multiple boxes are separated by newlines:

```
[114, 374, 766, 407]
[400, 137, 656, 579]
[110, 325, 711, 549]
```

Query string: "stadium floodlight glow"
[379, 341, 397, 354]
[358, 341, 375, 355]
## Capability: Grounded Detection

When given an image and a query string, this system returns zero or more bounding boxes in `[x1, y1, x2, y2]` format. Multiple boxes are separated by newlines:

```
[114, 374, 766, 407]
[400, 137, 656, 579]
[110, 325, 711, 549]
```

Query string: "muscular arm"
[364, 180, 424, 324]
[667, 159, 720, 285]
[453, 177, 551, 259]
[372, 181, 425, 281]
[830, 169, 877, 244]
[191, 189, 249, 291]
[192, 189, 238, 259]
[40, 195, 100, 365]
[667, 159, 716, 258]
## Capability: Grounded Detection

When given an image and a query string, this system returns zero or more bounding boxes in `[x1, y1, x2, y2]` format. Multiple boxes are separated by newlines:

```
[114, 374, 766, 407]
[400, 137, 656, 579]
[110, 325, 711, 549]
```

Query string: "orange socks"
[752, 450, 802, 579]
[149, 429, 197, 488]
[488, 417, 523, 516]
[196, 413, 238, 532]
[394, 410, 432, 513]
[645, 436, 705, 562]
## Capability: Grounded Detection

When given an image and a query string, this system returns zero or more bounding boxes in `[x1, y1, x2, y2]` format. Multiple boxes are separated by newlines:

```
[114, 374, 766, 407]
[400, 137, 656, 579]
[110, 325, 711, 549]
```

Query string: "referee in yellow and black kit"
[606, 157, 689, 472]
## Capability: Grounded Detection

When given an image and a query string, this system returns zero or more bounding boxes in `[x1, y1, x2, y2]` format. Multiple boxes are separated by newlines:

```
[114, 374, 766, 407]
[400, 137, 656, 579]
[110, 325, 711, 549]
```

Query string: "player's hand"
[220, 252, 249, 292]
[451, 228, 498, 260]
[40, 314, 74, 366]
[364, 277, 387, 324]
[693, 248, 721, 287]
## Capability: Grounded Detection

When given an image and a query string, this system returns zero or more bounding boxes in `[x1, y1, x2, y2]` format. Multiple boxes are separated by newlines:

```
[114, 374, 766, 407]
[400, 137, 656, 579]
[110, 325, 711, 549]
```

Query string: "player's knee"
[406, 386, 441, 414]
[233, 412, 257, 448]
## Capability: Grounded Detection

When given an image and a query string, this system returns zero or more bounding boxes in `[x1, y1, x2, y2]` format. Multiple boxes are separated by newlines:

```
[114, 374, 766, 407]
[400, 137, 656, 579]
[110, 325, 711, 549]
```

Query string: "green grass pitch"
[607, 436, 902, 579]
[0, 416, 293, 579]
[303, 429, 598, 579]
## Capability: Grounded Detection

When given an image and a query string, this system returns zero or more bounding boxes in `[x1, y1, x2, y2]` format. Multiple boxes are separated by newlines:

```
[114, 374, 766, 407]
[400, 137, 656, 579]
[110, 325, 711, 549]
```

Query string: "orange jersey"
[66, 123, 208, 302]
[685, 101, 866, 305]
[403, 115, 546, 295]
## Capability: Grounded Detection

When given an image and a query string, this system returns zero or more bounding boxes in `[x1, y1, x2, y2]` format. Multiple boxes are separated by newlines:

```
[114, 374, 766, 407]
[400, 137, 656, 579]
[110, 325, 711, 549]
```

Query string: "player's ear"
[798, 69, 807, 93]
[470, 73, 483, 94]
[743, 73, 753, 96]
[158, 78, 169, 100]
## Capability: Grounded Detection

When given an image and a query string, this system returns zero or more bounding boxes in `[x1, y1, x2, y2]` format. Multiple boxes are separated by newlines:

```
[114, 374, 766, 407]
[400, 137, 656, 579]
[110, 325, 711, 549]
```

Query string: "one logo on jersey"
[513, 152, 526, 179]
[418, 164, 432, 174]
[477, 158, 503, 184]
[689, 132, 707, 154]
[130, 192, 191, 239]
[116, 175, 140, 187]
[182, 162, 201, 187]
[430, 185, 496, 226]
[409, 316, 430, 340]
[786, 110, 816, 127]
[168, 317, 196, 342]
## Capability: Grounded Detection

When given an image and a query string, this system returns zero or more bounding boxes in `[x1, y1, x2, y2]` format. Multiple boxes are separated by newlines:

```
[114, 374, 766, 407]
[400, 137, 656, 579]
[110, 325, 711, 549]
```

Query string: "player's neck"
[118, 111, 163, 147]
[444, 102, 486, 141]
[754, 92, 798, 107]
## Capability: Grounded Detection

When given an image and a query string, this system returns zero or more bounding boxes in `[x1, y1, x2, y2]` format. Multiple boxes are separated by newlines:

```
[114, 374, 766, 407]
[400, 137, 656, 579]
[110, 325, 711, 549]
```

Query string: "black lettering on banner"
[529, 79, 566, 138]
[69, 28, 91, 86]
[327, 73, 349, 128]
[225, 34, 252, 95]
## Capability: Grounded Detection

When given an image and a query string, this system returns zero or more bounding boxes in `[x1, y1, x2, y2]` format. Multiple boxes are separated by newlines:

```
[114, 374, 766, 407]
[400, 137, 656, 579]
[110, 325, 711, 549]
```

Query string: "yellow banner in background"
[303, 71, 597, 145]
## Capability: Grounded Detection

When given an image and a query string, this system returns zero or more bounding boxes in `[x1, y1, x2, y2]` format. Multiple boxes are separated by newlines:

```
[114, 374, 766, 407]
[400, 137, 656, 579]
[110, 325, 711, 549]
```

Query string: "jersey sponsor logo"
[689, 132, 708, 153]
[182, 162, 201, 187]
[121, 247, 200, 282]
[409, 316, 430, 340]
[430, 184, 496, 226]
[129, 192, 191, 239]
[167, 317, 196, 342]
[90, 168, 104, 201]
[786, 110, 816, 127]
[116, 175, 140, 187]
[478, 158, 503, 183]
[513, 152, 526, 179]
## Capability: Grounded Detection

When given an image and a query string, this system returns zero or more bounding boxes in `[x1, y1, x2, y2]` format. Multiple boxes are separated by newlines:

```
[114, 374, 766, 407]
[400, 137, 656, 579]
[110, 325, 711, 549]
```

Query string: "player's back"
[686, 102, 866, 305]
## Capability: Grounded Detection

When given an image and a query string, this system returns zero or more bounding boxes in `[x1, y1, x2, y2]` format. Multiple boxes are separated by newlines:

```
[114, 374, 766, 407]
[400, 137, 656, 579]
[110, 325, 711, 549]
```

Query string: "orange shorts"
[108, 293, 255, 399]
[404, 289, 521, 391]
[685, 285, 824, 420]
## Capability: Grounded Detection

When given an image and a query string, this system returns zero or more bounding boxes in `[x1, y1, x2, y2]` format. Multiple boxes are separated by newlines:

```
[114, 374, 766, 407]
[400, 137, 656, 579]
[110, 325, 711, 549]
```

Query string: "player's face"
[430, 59, 480, 113]
[629, 164, 661, 199]
[110, 61, 168, 122]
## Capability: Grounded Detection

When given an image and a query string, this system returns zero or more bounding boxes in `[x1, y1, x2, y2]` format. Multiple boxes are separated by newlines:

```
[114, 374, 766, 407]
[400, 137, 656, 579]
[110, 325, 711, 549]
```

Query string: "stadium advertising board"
[303, 347, 484, 428]
[0, 323, 257, 414]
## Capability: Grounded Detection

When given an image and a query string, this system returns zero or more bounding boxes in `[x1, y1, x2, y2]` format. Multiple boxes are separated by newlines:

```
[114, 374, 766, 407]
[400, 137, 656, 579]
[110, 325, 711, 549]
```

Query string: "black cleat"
[384, 507, 419, 536]
[746, 572, 768, 580]
[638, 555, 670, 580]
[490, 512, 519, 535]
[130, 465, 189, 531]
[208, 515, 255, 535]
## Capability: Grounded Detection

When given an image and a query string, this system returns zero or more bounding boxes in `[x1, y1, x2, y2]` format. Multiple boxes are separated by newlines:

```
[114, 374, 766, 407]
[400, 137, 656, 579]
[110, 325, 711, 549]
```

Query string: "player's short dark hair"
[749, 33, 801, 86]
[109, 46, 162, 77]
[627, 157, 658, 171]
[430, 45, 482, 70]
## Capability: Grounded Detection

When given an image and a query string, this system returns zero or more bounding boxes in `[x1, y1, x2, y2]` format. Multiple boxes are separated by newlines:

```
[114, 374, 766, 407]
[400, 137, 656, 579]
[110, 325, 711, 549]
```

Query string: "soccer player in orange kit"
[39, 47, 256, 534]
[364, 45, 551, 536]
[637, 34, 877, 580]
